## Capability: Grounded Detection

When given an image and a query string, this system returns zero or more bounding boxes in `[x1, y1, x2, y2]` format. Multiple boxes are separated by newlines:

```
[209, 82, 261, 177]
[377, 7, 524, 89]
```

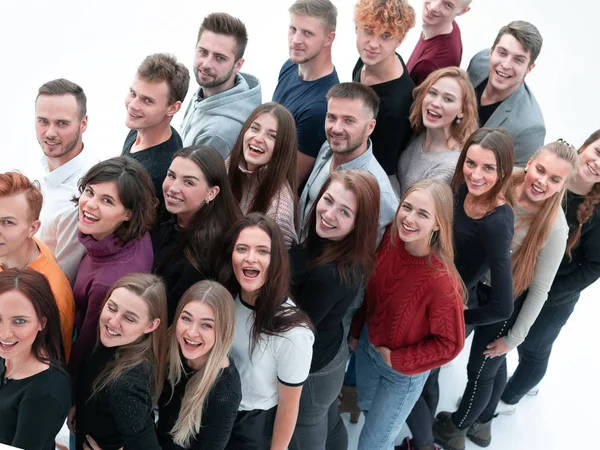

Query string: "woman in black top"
[400, 128, 516, 450]
[152, 145, 242, 323]
[71, 273, 168, 450]
[289, 169, 380, 450]
[500, 130, 600, 408]
[0, 268, 70, 450]
[157, 280, 241, 450]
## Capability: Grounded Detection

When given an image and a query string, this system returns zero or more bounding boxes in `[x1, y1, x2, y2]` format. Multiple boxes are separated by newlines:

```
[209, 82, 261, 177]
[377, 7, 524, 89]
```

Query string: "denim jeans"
[289, 341, 349, 450]
[453, 295, 524, 428]
[404, 368, 440, 447]
[501, 293, 579, 404]
[355, 326, 429, 450]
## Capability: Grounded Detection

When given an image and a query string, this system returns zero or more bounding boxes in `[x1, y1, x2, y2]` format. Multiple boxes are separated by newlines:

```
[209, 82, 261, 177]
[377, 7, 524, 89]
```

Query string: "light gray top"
[484, 202, 568, 348]
[396, 133, 460, 195]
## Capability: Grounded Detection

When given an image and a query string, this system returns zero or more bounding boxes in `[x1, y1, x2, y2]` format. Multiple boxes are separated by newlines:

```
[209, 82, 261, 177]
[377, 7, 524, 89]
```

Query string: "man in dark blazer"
[467, 20, 545, 166]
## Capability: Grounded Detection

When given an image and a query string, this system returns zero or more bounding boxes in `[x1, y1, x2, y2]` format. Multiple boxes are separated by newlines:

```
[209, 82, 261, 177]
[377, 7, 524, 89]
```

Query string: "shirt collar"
[41, 149, 90, 188]
[320, 139, 374, 170]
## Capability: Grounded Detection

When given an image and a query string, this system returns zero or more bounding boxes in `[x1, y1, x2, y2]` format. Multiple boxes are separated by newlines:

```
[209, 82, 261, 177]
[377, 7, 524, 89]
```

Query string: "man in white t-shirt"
[35, 79, 94, 285]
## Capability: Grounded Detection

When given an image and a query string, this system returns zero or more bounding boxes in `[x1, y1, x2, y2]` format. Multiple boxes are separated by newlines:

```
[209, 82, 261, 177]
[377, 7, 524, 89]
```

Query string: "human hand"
[375, 345, 392, 367]
[483, 338, 512, 358]
[348, 336, 358, 351]
[83, 435, 122, 450]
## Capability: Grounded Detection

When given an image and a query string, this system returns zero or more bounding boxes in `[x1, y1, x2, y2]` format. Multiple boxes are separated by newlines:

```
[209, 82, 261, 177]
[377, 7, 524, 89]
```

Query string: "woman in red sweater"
[349, 179, 466, 450]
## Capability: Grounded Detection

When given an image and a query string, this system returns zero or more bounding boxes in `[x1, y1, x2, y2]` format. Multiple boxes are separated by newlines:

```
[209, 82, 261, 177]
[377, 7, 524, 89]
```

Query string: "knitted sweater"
[350, 228, 465, 375]
[70, 232, 153, 376]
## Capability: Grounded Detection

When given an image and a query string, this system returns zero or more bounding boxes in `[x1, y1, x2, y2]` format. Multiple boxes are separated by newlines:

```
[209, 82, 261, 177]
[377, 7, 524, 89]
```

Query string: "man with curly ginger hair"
[352, 0, 416, 185]
[407, 0, 472, 86]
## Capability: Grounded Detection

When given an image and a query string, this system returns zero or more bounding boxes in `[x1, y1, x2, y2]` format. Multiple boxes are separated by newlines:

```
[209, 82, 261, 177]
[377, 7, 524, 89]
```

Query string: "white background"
[3, 1, 598, 448]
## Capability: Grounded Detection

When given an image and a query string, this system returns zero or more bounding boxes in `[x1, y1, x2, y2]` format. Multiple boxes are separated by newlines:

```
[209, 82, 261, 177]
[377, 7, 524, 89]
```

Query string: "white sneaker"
[495, 400, 516, 416]
[526, 385, 540, 396]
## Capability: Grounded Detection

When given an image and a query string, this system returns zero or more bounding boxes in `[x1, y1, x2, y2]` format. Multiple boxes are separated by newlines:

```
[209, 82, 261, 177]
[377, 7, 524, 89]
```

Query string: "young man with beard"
[407, 0, 472, 86]
[298, 82, 398, 244]
[352, 0, 416, 184]
[35, 79, 94, 285]
[467, 20, 545, 166]
[180, 12, 262, 158]
[122, 53, 189, 226]
[273, 0, 339, 187]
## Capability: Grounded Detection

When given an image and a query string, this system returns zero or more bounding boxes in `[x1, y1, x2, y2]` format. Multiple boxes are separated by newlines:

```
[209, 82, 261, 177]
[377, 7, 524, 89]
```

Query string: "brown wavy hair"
[354, 0, 415, 41]
[228, 102, 298, 216]
[303, 169, 380, 282]
[510, 142, 578, 296]
[565, 129, 600, 259]
[409, 67, 479, 149]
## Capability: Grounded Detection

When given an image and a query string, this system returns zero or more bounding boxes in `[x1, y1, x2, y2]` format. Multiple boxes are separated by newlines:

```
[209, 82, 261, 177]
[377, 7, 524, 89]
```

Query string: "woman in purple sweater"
[69, 157, 156, 376]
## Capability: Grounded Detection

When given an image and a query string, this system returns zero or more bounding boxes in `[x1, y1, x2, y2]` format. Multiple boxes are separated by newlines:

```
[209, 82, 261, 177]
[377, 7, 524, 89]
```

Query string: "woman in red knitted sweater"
[349, 179, 466, 450]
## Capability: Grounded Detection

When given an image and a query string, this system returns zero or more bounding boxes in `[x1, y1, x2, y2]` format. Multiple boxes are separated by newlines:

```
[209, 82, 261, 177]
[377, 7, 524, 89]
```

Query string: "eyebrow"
[404, 201, 431, 216]
[497, 46, 528, 60]
[130, 88, 156, 103]
[168, 170, 200, 181]
[466, 157, 497, 167]
[197, 46, 229, 60]
[327, 113, 358, 121]
[182, 310, 215, 322]
[35, 115, 70, 123]
[0, 215, 18, 221]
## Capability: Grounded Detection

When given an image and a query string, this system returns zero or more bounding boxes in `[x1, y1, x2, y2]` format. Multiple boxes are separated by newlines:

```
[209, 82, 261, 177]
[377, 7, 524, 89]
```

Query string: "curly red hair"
[354, 0, 416, 40]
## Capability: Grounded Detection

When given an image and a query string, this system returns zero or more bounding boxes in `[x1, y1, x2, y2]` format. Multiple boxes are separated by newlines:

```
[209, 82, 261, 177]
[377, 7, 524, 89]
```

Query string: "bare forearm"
[270, 402, 300, 450]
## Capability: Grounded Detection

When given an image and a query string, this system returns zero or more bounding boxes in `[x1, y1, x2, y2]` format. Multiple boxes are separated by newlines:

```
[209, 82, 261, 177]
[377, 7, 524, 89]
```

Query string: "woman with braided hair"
[498, 130, 600, 410]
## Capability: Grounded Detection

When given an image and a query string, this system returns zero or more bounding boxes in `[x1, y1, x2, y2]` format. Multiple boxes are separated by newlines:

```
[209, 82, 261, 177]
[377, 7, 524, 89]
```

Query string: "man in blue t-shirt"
[272, 0, 339, 188]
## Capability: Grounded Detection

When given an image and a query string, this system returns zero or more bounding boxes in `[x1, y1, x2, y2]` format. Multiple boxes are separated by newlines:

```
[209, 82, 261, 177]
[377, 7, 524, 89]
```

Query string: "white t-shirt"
[231, 295, 314, 411]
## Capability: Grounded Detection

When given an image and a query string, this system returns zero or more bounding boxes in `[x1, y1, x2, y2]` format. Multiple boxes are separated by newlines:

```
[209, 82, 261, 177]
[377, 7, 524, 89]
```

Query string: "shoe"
[466, 418, 492, 447]
[395, 437, 440, 450]
[433, 411, 467, 450]
[527, 385, 540, 396]
[338, 385, 361, 424]
[494, 400, 516, 416]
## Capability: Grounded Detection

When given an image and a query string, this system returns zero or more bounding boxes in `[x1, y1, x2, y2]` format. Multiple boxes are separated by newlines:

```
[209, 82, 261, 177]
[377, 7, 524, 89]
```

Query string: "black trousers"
[226, 406, 277, 450]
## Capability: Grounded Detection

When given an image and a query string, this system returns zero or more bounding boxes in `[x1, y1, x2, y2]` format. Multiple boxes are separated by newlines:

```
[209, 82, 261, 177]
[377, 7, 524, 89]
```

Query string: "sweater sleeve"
[464, 211, 515, 325]
[11, 390, 70, 449]
[193, 383, 242, 450]
[69, 281, 112, 376]
[109, 366, 161, 450]
[390, 276, 466, 375]
[268, 183, 298, 249]
[503, 216, 568, 348]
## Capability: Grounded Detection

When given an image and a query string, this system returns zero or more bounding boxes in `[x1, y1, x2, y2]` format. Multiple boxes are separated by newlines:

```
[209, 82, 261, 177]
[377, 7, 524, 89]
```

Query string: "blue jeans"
[356, 326, 429, 450]
[501, 294, 579, 404]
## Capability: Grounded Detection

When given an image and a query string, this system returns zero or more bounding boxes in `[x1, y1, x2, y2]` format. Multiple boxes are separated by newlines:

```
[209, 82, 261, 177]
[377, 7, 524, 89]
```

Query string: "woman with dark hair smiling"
[219, 213, 314, 450]
[289, 169, 380, 450]
[227, 102, 298, 248]
[0, 268, 70, 450]
[152, 145, 242, 323]
[69, 156, 156, 376]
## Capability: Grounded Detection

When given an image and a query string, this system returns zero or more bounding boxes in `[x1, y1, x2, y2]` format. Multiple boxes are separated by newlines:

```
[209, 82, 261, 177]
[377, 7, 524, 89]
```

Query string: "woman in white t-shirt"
[219, 212, 314, 450]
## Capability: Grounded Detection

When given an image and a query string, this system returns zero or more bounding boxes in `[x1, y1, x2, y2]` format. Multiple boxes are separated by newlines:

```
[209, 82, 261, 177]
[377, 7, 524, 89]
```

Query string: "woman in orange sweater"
[349, 179, 465, 450]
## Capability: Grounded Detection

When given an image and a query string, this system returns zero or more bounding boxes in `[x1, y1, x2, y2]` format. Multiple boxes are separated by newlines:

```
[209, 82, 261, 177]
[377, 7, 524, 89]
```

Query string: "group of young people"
[1, 1, 598, 450]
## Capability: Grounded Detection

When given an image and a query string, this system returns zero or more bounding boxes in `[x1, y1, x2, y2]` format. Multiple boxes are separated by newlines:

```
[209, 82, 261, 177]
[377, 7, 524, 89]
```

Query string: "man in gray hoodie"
[180, 13, 262, 158]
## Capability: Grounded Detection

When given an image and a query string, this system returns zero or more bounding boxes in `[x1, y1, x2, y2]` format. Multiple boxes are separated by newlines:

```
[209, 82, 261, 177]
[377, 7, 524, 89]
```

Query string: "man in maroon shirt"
[407, 0, 472, 85]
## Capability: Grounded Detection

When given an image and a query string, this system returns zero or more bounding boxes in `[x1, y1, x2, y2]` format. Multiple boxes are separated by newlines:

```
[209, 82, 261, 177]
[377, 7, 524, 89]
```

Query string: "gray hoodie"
[180, 72, 262, 158]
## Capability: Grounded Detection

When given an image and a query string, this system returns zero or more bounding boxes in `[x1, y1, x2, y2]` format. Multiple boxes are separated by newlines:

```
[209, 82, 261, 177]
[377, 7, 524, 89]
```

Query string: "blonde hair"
[409, 67, 479, 148]
[91, 273, 168, 403]
[167, 280, 236, 448]
[511, 141, 579, 295]
[391, 179, 466, 304]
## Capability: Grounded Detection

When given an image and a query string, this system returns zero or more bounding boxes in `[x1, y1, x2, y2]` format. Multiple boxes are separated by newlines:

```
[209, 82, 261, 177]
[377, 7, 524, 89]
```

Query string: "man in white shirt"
[35, 78, 93, 285]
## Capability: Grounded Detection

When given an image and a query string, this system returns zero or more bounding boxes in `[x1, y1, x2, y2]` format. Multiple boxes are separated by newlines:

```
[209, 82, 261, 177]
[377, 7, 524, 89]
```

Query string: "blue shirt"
[272, 59, 339, 158]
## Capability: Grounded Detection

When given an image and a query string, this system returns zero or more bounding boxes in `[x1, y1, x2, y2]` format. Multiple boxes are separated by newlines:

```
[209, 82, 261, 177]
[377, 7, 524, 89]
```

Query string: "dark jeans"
[404, 368, 440, 447]
[453, 295, 525, 429]
[226, 406, 277, 450]
[501, 294, 579, 405]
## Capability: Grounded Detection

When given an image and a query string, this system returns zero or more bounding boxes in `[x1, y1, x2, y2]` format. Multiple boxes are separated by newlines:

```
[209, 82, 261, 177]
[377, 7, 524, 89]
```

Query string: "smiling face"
[99, 287, 159, 348]
[0, 290, 44, 360]
[315, 180, 357, 241]
[488, 34, 534, 96]
[125, 76, 175, 130]
[232, 226, 271, 303]
[395, 189, 439, 246]
[421, 76, 464, 130]
[422, 0, 468, 27]
[522, 151, 572, 204]
[78, 181, 131, 241]
[0, 193, 39, 261]
[576, 138, 600, 185]
[463, 144, 500, 196]
[194, 31, 242, 92]
[325, 97, 375, 156]
[288, 13, 333, 64]
[242, 112, 278, 171]
[162, 157, 219, 227]
[176, 300, 216, 366]
[355, 25, 402, 66]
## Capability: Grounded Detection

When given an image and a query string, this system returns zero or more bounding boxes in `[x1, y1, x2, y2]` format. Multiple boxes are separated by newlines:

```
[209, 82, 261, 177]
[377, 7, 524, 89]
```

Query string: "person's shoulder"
[24, 365, 70, 397]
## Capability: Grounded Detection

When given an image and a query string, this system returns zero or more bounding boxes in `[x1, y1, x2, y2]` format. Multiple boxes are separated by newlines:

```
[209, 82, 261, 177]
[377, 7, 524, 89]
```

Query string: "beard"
[327, 124, 369, 156]
[39, 127, 81, 160]
[195, 64, 236, 89]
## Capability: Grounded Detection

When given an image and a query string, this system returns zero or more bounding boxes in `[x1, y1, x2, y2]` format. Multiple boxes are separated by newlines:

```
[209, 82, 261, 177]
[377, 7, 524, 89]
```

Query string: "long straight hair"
[167, 280, 236, 448]
[173, 146, 243, 277]
[228, 102, 298, 215]
[218, 213, 313, 353]
[90, 273, 168, 403]
[390, 179, 466, 304]
[510, 142, 579, 296]
[566, 129, 600, 258]
[303, 169, 380, 282]
[0, 268, 64, 369]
